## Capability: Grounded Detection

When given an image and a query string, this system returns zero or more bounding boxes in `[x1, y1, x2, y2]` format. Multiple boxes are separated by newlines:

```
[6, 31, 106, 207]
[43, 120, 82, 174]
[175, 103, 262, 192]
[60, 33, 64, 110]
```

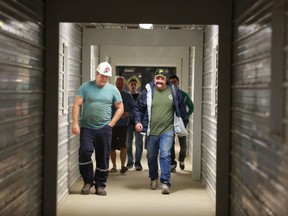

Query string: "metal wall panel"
[187, 47, 194, 157]
[202, 25, 219, 203]
[58, 23, 82, 205]
[285, 0, 288, 146]
[0, 1, 44, 215]
[231, 0, 288, 215]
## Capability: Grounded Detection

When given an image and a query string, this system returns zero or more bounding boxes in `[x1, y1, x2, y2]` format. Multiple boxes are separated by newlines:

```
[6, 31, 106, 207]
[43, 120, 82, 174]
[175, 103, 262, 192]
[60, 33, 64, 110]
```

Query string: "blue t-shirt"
[112, 90, 135, 126]
[77, 81, 122, 130]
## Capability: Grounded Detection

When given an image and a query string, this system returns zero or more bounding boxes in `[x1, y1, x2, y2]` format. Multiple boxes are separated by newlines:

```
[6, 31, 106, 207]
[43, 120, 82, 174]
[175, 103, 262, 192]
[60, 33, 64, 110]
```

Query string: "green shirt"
[150, 86, 174, 135]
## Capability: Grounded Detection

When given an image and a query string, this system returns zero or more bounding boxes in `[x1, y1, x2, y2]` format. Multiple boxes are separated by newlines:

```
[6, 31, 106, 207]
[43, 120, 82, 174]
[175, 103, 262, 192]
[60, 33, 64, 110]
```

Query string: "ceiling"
[83, 23, 206, 30]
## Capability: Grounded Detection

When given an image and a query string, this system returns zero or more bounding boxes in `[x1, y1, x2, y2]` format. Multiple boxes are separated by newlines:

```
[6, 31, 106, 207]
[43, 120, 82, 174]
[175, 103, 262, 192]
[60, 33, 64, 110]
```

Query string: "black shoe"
[170, 164, 176, 173]
[81, 182, 93, 195]
[120, 166, 128, 174]
[95, 186, 107, 196]
[179, 162, 185, 170]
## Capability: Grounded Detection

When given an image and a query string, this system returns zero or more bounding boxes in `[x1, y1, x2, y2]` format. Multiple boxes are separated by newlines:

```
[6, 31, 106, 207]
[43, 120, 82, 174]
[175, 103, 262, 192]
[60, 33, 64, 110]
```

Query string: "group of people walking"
[71, 62, 193, 196]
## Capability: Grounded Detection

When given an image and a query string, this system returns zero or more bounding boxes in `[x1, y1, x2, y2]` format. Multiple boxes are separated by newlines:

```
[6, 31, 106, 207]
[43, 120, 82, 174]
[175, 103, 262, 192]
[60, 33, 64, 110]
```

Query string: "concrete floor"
[57, 149, 215, 216]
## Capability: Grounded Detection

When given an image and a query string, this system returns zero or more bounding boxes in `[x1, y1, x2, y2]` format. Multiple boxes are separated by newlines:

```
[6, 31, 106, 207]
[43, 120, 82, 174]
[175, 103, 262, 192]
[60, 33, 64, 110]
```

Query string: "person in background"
[110, 76, 135, 174]
[126, 77, 144, 171]
[71, 62, 124, 196]
[169, 74, 194, 172]
[134, 69, 187, 195]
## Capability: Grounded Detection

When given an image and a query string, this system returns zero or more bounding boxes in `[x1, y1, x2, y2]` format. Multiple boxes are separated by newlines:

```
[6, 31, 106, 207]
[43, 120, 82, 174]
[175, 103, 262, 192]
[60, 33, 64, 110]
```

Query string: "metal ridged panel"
[187, 47, 194, 156]
[58, 23, 82, 205]
[285, 0, 288, 151]
[202, 25, 218, 203]
[231, 0, 288, 215]
[0, 0, 44, 215]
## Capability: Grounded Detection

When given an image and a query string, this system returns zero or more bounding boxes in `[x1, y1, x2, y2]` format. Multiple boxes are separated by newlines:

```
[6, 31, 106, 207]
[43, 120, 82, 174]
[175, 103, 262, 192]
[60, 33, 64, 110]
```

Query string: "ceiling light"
[139, 23, 153, 29]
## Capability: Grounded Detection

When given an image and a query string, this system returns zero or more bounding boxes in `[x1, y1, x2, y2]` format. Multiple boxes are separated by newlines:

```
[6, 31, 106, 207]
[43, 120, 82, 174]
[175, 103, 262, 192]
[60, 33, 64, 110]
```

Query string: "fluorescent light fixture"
[139, 23, 153, 29]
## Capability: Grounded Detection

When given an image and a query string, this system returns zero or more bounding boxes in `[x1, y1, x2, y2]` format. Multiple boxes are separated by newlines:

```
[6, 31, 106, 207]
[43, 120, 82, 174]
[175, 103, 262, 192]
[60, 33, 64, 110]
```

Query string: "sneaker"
[95, 186, 107, 196]
[161, 183, 170, 195]
[135, 164, 143, 171]
[150, 178, 159, 190]
[170, 164, 176, 173]
[126, 163, 134, 169]
[109, 167, 117, 173]
[120, 166, 128, 174]
[180, 162, 185, 170]
[81, 182, 93, 195]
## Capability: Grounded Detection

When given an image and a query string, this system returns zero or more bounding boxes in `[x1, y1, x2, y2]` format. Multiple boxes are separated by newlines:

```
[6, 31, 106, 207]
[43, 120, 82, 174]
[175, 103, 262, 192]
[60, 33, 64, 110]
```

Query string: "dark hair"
[169, 74, 179, 82]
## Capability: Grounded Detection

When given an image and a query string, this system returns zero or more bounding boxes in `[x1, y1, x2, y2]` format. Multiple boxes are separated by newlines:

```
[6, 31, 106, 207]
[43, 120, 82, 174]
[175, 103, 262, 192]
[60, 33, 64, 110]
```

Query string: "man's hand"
[72, 123, 80, 135]
[135, 123, 143, 132]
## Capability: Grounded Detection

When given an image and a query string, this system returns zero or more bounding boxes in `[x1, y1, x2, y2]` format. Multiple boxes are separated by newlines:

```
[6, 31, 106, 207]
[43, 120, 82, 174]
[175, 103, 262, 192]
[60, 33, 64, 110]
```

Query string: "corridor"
[1, 1, 287, 216]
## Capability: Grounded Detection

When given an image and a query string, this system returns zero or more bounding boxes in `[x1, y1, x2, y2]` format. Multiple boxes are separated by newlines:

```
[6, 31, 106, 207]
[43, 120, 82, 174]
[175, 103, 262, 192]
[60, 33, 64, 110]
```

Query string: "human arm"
[121, 93, 135, 119]
[176, 88, 188, 126]
[121, 112, 129, 119]
[184, 91, 194, 117]
[109, 101, 124, 127]
[71, 95, 83, 135]
[134, 90, 146, 132]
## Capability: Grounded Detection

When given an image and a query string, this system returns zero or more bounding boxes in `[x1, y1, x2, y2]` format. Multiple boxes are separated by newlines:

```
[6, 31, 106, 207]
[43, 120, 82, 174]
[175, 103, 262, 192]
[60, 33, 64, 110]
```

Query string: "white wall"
[100, 45, 188, 87]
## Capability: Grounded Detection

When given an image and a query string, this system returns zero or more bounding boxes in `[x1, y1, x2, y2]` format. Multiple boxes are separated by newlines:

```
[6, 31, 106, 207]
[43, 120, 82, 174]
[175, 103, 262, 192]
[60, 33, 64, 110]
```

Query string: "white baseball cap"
[96, 62, 112, 77]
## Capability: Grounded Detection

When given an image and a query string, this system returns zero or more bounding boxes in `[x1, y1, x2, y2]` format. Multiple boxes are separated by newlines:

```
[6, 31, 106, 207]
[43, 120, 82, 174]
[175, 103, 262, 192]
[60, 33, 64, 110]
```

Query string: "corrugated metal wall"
[202, 25, 219, 203]
[285, 0, 288, 148]
[188, 47, 194, 157]
[231, 0, 288, 215]
[58, 23, 82, 205]
[0, 1, 44, 215]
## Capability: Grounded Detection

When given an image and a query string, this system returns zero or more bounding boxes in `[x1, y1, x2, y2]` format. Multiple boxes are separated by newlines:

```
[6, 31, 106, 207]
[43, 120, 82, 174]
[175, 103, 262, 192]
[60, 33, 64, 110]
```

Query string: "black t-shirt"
[131, 92, 140, 101]
[129, 92, 140, 126]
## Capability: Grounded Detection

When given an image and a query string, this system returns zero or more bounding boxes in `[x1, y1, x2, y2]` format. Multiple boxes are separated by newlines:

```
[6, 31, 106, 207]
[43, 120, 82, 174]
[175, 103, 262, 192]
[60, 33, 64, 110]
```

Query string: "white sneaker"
[161, 183, 170, 194]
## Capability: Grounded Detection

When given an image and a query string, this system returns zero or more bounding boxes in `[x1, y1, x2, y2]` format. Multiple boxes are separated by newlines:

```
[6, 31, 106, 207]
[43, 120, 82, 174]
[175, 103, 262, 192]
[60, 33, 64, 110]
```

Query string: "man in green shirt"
[169, 74, 194, 172]
[134, 69, 187, 194]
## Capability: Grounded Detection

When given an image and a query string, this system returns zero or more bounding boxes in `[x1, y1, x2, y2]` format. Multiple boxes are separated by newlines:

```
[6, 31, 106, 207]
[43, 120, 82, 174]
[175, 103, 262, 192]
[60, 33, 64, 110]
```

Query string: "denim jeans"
[78, 126, 112, 188]
[171, 135, 187, 165]
[146, 129, 174, 187]
[126, 124, 143, 166]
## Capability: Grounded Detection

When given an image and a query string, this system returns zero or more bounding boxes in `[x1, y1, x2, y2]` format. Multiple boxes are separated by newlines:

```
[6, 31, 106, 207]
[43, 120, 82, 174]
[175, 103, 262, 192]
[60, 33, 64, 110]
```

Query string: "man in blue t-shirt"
[71, 62, 124, 196]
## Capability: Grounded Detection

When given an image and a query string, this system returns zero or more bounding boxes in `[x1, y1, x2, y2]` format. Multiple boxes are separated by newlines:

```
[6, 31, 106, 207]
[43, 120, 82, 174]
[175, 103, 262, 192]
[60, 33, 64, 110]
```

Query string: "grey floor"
[57, 148, 215, 216]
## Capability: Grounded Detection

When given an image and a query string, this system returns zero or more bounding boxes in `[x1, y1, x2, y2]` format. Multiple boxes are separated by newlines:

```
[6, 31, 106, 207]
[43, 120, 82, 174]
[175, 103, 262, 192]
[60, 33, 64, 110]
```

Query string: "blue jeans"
[78, 126, 112, 188]
[146, 129, 174, 187]
[126, 124, 144, 166]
